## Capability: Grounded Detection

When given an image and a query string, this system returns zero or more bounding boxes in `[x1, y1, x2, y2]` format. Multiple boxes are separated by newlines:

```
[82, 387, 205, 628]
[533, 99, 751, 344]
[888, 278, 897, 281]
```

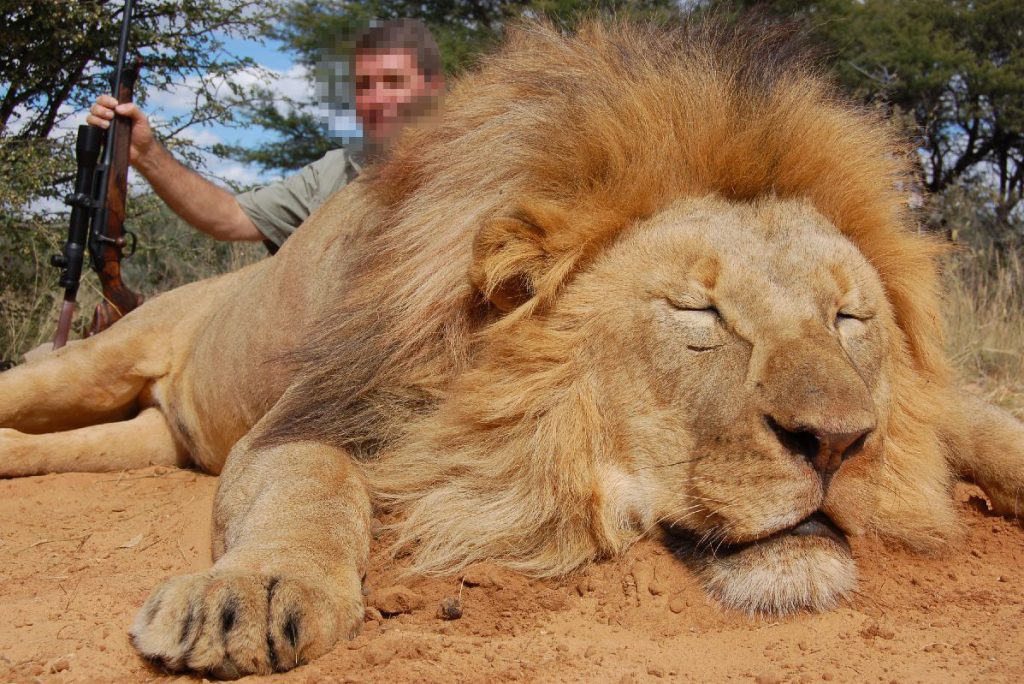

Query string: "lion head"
[264, 19, 1007, 615]
[551, 196, 906, 613]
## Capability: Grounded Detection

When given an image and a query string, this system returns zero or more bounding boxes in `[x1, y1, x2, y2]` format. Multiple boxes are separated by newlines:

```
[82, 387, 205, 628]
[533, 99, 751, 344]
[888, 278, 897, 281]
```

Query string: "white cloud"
[146, 77, 205, 113]
[206, 158, 271, 186]
[271, 63, 315, 103]
[147, 62, 314, 112]
[178, 127, 222, 147]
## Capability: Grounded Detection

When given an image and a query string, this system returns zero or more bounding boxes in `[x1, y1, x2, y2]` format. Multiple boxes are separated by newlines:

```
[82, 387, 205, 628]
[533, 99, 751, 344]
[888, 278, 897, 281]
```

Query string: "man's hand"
[85, 95, 264, 243]
[86, 95, 157, 165]
[84, 96, 263, 242]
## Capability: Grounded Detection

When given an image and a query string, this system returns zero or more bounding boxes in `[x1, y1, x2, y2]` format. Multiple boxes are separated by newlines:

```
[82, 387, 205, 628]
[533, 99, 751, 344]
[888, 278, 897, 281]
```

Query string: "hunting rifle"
[51, 0, 143, 349]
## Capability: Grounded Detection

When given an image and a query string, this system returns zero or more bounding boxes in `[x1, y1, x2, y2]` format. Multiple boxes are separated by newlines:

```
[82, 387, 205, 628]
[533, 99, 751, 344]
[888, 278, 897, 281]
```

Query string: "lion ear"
[470, 213, 552, 313]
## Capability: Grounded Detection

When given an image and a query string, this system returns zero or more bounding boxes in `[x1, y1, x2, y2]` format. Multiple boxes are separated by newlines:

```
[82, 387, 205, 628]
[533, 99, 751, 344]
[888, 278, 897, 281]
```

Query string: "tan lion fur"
[2, 16, 1023, 677]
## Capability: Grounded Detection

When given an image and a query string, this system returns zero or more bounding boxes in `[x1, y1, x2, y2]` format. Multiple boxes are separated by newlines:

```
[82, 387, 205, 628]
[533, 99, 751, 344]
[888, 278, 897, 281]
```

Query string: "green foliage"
[0, 0, 280, 216]
[710, 0, 1024, 225]
[1, 1, 270, 137]
[219, 0, 681, 172]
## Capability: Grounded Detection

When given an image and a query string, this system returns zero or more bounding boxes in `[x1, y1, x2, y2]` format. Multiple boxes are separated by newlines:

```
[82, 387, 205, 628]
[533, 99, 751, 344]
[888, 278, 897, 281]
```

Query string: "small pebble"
[370, 585, 424, 616]
[49, 657, 70, 673]
[461, 564, 500, 588]
[860, 620, 895, 640]
[537, 590, 567, 611]
[438, 597, 463, 620]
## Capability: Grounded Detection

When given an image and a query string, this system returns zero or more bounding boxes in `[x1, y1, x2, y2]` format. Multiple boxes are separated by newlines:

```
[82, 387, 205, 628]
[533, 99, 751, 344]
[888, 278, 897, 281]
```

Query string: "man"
[86, 19, 445, 249]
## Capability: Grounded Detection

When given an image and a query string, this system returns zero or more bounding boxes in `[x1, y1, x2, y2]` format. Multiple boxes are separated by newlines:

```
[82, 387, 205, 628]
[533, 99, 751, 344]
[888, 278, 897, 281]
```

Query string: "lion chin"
[667, 514, 857, 615]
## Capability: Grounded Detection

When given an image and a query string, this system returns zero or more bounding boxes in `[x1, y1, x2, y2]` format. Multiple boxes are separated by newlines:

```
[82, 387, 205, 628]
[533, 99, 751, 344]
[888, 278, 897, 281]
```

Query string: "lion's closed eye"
[661, 298, 727, 351]
[835, 309, 873, 336]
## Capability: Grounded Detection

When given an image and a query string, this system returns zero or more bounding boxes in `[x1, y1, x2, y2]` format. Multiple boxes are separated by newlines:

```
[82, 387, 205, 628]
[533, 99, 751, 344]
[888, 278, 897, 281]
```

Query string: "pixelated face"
[354, 48, 441, 145]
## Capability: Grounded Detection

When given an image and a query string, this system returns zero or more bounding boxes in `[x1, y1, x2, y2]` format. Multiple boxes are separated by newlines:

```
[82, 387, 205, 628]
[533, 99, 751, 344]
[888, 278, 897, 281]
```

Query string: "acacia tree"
[0, 0, 275, 218]
[709, 0, 1024, 227]
[0, 0, 275, 360]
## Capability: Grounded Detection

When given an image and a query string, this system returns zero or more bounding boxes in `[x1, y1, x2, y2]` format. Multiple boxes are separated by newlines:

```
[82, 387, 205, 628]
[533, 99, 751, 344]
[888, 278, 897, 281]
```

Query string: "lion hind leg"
[947, 394, 1024, 520]
[0, 318, 168, 433]
[0, 407, 187, 478]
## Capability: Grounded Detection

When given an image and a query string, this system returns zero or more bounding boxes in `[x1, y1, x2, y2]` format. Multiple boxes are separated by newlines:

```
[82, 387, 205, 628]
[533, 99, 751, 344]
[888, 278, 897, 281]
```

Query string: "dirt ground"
[1, 468, 1022, 684]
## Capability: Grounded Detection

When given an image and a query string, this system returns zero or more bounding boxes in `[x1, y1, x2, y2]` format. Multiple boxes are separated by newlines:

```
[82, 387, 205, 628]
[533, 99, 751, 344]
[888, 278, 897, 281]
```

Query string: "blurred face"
[354, 48, 443, 147]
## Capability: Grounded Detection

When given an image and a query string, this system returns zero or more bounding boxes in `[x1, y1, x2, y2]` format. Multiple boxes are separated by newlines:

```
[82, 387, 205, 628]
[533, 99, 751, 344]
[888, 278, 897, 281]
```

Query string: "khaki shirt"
[235, 148, 361, 246]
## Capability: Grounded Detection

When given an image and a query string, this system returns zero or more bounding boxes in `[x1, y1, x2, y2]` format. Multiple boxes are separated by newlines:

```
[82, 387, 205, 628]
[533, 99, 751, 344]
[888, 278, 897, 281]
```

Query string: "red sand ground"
[1, 469, 1021, 683]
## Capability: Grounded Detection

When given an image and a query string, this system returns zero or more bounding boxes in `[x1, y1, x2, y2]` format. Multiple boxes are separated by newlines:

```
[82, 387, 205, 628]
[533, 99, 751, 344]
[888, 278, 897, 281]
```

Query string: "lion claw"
[130, 569, 362, 678]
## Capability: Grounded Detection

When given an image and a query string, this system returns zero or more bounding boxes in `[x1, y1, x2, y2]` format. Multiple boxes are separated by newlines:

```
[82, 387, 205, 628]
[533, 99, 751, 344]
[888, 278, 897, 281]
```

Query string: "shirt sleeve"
[235, 148, 355, 246]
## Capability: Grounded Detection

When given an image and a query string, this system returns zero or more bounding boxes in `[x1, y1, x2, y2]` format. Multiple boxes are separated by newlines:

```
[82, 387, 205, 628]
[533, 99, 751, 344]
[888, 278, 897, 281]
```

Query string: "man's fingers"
[87, 102, 114, 129]
[87, 96, 150, 136]
[90, 103, 115, 119]
[90, 97, 146, 122]
[86, 114, 110, 129]
[114, 103, 148, 125]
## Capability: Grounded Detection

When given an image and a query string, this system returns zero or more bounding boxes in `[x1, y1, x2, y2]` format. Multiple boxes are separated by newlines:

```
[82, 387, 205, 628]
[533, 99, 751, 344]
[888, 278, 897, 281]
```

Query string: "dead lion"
[1, 18, 1022, 678]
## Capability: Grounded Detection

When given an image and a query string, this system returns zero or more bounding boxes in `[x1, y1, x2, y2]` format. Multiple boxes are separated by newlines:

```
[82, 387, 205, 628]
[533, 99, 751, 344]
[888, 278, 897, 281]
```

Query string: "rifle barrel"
[94, 0, 134, 217]
[51, 0, 136, 349]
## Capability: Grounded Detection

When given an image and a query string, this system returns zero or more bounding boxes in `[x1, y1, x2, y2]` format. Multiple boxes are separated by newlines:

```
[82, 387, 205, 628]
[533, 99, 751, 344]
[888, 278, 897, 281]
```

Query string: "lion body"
[143, 187, 382, 473]
[1, 18, 1022, 678]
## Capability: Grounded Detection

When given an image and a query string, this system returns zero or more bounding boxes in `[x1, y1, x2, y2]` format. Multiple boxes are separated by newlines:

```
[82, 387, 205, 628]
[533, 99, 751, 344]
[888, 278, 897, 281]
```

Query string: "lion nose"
[765, 414, 872, 476]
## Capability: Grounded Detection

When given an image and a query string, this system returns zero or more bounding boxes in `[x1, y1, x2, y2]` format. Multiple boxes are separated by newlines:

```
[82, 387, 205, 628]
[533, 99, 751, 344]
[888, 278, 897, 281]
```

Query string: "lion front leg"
[130, 435, 371, 677]
[947, 394, 1024, 520]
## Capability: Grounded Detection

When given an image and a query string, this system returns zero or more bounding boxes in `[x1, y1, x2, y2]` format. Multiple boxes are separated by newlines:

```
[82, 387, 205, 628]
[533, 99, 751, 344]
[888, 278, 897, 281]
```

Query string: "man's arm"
[234, 148, 356, 247]
[87, 96, 265, 242]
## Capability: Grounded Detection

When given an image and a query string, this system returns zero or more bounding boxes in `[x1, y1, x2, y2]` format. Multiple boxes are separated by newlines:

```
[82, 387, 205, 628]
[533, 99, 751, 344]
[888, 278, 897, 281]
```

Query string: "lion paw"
[130, 569, 362, 678]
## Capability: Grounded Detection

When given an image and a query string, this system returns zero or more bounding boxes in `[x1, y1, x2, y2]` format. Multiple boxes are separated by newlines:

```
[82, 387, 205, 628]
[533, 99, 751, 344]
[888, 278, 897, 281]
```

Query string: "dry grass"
[944, 243, 1024, 415]
[0, 201, 263, 364]
[0, 222, 70, 363]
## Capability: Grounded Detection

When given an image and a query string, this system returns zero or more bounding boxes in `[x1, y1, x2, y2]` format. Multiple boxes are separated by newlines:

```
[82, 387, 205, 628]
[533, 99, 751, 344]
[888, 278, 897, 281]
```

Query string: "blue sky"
[220, 35, 294, 72]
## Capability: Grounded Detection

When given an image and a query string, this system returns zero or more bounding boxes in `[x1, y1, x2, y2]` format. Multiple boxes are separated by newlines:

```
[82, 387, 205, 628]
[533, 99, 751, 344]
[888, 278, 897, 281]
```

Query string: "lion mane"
[259, 18, 954, 575]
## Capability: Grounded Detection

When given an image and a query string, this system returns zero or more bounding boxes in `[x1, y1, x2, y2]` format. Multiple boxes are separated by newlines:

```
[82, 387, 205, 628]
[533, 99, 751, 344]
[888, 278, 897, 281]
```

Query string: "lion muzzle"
[757, 334, 877, 485]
